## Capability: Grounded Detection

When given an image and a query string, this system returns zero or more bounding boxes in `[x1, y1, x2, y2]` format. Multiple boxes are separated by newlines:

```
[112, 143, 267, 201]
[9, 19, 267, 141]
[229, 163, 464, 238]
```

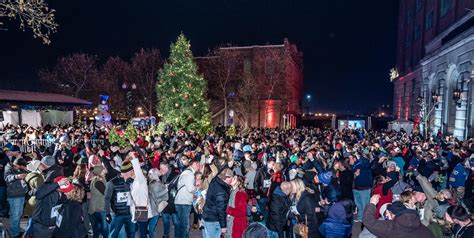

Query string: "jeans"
[202, 220, 221, 238]
[0, 187, 8, 217]
[162, 213, 179, 237]
[90, 211, 108, 238]
[353, 189, 371, 220]
[175, 204, 192, 238]
[8, 196, 25, 237]
[137, 215, 158, 238]
[109, 214, 135, 238]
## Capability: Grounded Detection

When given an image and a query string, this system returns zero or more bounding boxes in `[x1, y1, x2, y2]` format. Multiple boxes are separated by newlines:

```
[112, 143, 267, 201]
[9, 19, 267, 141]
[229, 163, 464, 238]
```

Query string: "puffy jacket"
[54, 200, 87, 238]
[362, 203, 434, 238]
[266, 185, 291, 233]
[202, 176, 231, 228]
[319, 202, 352, 238]
[353, 158, 373, 189]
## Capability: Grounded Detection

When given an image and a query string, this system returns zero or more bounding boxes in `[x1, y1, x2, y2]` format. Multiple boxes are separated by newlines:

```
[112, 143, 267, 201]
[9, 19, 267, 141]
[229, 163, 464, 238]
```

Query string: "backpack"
[163, 173, 182, 214]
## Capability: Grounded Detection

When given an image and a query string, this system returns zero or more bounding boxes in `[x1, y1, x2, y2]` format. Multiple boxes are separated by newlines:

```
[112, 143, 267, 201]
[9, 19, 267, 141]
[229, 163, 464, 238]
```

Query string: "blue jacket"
[353, 158, 372, 189]
[319, 203, 352, 238]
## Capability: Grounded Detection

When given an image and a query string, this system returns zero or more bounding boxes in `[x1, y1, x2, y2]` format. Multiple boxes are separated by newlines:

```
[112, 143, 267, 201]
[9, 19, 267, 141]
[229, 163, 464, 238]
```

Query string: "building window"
[425, 10, 433, 30]
[440, 0, 451, 17]
[416, 0, 423, 13]
[414, 24, 421, 40]
[412, 79, 416, 94]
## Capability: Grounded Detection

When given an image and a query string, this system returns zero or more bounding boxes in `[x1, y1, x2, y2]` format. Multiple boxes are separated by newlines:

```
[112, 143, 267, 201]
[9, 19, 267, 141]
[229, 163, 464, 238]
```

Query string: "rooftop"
[0, 89, 92, 106]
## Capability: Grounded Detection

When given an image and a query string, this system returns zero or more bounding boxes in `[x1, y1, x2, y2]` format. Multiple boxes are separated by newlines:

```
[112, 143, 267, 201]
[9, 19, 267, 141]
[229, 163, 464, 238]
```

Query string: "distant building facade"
[196, 38, 303, 128]
[393, 0, 474, 139]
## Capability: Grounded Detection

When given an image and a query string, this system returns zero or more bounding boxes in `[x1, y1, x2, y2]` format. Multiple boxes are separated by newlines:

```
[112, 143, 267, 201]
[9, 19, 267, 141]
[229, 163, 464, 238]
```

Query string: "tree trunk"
[224, 99, 228, 126]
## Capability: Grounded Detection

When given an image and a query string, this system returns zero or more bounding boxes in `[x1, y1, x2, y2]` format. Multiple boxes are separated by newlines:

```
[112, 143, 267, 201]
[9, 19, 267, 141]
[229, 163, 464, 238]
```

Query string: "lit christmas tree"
[108, 127, 127, 147]
[124, 123, 137, 142]
[157, 33, 211, 134]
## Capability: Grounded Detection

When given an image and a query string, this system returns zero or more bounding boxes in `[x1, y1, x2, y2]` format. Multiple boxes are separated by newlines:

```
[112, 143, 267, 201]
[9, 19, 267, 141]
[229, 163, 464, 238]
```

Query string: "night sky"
[0, 0, 399, 114]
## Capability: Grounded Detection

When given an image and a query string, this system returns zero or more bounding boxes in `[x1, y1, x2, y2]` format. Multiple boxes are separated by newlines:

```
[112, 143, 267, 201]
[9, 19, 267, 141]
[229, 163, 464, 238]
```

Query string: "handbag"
[293, 215, 308, 238]
[134, 206, 148, 222]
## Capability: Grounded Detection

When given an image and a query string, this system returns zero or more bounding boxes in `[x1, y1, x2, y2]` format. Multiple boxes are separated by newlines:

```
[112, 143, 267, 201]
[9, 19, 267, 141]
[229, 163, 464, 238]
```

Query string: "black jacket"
[266, 185, 291, 233]
[104, 175, 132, 216]
[202, 176, 231, 228]
[254, 166, 271, 198]
[297, 189, 320, 238]
[32, 181, 64, 227]
[32, 164, 65, 227]
[54, 200, 87, 238]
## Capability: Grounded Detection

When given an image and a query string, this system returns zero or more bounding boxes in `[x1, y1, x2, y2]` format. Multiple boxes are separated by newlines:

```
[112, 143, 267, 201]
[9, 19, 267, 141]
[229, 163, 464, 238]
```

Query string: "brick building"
[196, 38, 303, 128]
[393, 0, 474, 139]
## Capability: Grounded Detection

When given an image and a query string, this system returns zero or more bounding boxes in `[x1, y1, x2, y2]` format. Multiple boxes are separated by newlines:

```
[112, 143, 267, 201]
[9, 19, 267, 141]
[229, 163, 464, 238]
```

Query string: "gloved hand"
[106, 214, 112, 224]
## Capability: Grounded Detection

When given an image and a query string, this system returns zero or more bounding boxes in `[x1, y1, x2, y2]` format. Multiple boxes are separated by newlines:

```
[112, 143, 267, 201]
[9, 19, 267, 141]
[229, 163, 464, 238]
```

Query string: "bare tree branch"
[0, 0, 58, 44]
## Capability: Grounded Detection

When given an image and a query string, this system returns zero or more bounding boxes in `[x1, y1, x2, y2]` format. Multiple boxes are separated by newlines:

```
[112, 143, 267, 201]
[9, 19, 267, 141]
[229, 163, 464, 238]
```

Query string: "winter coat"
[353, 158, 373, 189]
[362, 203, 434, 238]
[296, 189, 320, 238]
[372, 184, 394, 218]
[104, 175, 132, 216]
[54, 200, 87, 238]
[319, 202, 352, 238]
[101, 156, 120, 182]
[149, 179, 168, 217]
[202, 176, 231, 228]
[24, 171, 44, 217]
[32, 181, 64, 227]
[88, 175, 106, 214]
[415, 174, 438, 226]
[4, 163, 28, 198]
[225, 190, 248, 238]
[266, 185, 291, 233]
[130, 157, 152, 221]
[43, 164, 64, 184]
[449, 163, 468, 188]
[175, 167, 196, 205]
[254, 167, 272, 198]
[338, 169, 354, 200]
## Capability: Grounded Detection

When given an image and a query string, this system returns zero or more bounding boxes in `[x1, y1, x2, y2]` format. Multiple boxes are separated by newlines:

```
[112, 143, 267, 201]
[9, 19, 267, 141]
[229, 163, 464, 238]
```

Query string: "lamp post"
[306, 94, 311, 114]
[122, 82, 137, 120]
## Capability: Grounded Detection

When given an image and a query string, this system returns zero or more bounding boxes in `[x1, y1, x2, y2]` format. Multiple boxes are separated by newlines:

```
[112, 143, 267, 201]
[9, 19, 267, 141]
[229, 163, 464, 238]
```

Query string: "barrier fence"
[0, 139, 105, 152]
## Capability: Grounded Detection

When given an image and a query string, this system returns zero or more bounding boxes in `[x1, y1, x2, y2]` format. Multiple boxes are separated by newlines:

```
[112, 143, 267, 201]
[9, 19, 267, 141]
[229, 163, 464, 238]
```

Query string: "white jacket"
[174, 167, 196, 205]
[130, 157, 152, 222]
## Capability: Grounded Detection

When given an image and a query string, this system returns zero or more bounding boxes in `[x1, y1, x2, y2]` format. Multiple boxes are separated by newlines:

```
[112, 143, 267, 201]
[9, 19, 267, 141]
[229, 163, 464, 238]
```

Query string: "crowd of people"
[0, 123, 473, 238]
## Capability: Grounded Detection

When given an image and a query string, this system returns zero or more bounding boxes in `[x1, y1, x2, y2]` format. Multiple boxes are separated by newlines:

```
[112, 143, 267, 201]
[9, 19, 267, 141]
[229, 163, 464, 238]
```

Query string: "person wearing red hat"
[53, 177, 87, 238]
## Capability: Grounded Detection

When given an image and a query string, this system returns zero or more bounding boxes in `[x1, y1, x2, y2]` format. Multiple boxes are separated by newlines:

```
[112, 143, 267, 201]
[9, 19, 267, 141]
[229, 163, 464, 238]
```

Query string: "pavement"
[1, 217, 362, 237]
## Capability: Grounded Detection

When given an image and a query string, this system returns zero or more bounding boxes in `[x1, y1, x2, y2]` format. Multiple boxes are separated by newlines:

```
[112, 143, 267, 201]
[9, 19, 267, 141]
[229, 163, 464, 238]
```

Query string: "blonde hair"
[400, 190, 414, 203]
[66, 186, 85, 203]
[290, 178, 306, 201]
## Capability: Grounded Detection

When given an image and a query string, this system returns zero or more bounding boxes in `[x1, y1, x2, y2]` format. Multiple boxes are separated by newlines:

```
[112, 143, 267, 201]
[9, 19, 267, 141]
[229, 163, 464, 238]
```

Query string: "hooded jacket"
[319, 202, 352, 238]
[362, 203, 434, 238]
[353, 157, 373, 189]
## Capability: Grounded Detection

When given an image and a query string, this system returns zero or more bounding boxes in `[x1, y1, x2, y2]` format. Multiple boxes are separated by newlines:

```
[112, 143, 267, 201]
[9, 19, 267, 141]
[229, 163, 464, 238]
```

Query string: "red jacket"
[226, 191, 249, 238]
[372, 184, 393, 218]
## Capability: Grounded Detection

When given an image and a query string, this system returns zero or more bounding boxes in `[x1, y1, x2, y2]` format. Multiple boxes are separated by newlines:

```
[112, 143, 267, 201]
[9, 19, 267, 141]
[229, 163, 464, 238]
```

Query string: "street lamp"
[453, 87, 462, 107]
[122, 82, 137, 119]
[305, 94, 311, 114]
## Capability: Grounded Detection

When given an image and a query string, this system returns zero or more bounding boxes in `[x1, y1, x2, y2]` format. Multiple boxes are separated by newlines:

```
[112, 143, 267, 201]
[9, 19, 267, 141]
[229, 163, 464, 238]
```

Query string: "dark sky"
[0, 0, 399, 114]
